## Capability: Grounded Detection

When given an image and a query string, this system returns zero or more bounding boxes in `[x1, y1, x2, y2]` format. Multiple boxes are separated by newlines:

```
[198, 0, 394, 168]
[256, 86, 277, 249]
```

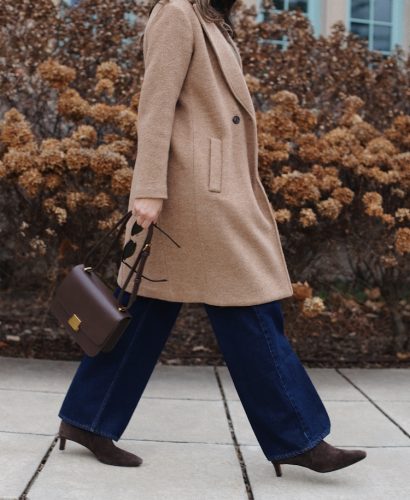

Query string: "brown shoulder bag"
[49, 210, 179, 357]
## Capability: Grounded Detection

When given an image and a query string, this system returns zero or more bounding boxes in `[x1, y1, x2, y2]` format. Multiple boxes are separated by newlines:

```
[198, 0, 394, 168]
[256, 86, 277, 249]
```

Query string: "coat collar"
[189, 1, 256, 121]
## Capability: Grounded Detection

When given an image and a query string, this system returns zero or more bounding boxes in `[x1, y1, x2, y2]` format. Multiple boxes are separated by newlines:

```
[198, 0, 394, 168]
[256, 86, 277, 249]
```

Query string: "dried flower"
[362, 191, 384, 217]
[273, 208, 291, 223]
[71, 125, 97, 147]
[364, 287, 381, 300]
[66, 191, 89, 211]
[316, 197, 343, 220]
[395, 227, 410, 255]
[292, 281, 313, 300]
[0, 108, 34, 148]
[331, 187, 354, 205]
[106, 139, 135, 158]
[17, 168, 43, 197]
[38, 148, 65, 173]
[44, 174, 62, 190]
[95, 78, 115, 97]
[57, 89, 90, 121]
[130, 93, 140, 111]
[299, 207, 317, 227]
[90, 192, 114, 209]
[111, 167, 132, 195]
[395, 208, 410, 222]
[302, 296, 325, 317]
[29, 236, 47, 256]
[114, 108, 138, 138]
[37, 59, 76, 89]
[96, 61, 122, 82]
[380, 254, 398, 267]
[3, 149, 37, 174]
[97, 209, 123, 230]
[89, 103, 116, 123]
[66, 148, 93, 171]
[90, 147, 128, 175]
[271, 170, 321, 206]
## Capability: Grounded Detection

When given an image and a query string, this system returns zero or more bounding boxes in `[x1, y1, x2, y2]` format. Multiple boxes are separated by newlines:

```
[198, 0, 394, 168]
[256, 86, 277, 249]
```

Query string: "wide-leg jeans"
[58, 286, 331, 461]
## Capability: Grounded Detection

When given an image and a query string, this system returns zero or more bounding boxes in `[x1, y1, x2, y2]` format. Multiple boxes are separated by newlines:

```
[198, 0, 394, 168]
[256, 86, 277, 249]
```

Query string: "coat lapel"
[191, 2, 256, 121]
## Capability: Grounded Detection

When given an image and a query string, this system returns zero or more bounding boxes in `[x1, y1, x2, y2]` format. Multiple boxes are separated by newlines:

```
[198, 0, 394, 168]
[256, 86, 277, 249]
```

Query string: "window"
[257, 0, 322, 49]
[348, 0, 403, 54]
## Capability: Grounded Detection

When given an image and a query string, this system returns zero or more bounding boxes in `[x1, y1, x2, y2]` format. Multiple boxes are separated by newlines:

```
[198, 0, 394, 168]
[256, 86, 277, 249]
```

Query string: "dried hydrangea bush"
[0, 0, 409, 355]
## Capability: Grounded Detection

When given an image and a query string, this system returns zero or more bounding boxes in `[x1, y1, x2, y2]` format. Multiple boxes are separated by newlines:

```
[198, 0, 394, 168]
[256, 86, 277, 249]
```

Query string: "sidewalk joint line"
[214, 366, 254, 500]
[19, 435, 59, 499]
[336, 368, 410, 440]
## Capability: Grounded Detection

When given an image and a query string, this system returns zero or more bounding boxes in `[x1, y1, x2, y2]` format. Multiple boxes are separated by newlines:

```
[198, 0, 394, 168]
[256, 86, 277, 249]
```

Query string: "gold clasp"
[84, 266, 93, 273]
[118, 306, 127, 312]
[68, 313, 81, 332]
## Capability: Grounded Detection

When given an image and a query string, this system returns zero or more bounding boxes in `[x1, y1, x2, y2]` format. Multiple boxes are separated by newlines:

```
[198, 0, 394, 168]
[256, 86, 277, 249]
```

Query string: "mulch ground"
[0, 289, 409, 368]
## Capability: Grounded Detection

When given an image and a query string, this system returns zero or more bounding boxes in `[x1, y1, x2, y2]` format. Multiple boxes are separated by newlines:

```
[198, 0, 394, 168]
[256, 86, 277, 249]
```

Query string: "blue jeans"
[58, 286, 331, 461]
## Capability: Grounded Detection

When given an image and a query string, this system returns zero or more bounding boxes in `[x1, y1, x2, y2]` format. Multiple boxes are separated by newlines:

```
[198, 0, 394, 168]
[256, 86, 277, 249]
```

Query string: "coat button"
[232, 115, 240, 124]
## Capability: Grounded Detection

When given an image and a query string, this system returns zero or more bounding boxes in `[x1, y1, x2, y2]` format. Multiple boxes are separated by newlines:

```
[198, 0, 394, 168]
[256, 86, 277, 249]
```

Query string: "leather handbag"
[49, 210, 179, 357]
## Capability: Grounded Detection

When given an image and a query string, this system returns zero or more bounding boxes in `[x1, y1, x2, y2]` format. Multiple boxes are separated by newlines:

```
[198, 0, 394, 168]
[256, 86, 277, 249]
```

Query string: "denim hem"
[58, 413, 120, 441]
[88, 299, 155, 434]
[251, 304, 312, 440]
[266, 425, 331, 461]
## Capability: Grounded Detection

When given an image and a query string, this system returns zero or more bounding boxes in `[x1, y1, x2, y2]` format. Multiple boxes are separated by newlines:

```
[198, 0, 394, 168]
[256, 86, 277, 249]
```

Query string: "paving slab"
[0, 358, 222, 400]
[375, 401, 410, 434]
[142, 365, 221, 400]
[0, 389, 64, 435]
[217, 366, 366, 401]
[339, 368, 410, 401]
[28, 440, 247, 500]
[121, 398, 232, 444]
[0, 357, 77, 393]
[226, 399, 410, 447]
[241, 445, 410, 499]
[0, 432, 53, 500]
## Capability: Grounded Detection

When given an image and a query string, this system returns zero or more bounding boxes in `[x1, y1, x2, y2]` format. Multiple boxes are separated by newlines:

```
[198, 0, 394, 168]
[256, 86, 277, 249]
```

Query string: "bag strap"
[84, 211, 133, 271]
[116, 223, 154, 311]
[83, 210, 180, 311]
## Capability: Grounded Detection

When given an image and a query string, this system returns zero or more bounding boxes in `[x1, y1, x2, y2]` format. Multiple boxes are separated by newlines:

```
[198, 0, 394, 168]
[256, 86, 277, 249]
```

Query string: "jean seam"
[252, 304, 312, 441]
[89, 298, 155, 434]
[58, 413, 120, 440]
[267, 424, 331, 461]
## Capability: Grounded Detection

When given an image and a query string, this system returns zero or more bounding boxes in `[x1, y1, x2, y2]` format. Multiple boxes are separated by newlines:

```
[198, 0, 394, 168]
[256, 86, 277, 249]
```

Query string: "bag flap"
[52, 264, 131, 346]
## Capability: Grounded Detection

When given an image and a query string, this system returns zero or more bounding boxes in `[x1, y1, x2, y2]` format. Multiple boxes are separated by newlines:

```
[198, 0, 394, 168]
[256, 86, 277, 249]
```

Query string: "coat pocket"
[208, 137, 223, 193]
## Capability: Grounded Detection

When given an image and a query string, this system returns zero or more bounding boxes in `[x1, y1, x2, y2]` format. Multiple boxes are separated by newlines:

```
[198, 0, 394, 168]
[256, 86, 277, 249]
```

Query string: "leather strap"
[83, 210, 180, 311]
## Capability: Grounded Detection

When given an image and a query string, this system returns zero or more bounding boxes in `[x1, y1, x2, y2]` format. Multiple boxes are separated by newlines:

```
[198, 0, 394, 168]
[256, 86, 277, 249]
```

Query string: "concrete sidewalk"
[0, 357, 409, 499]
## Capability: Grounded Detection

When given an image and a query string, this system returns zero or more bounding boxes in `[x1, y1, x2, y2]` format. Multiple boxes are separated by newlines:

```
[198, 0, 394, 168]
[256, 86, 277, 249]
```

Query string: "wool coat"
[116, 0, 294, 306]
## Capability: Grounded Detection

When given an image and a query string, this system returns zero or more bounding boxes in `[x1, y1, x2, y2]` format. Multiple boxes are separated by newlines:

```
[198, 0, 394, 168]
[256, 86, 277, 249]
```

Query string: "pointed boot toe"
[271, 439, 367, 476]
[58, 420, 143, 467]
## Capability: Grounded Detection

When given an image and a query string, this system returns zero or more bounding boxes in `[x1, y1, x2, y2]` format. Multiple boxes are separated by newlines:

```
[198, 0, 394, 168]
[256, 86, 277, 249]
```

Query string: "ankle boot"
[271, 439, 367, 476]
[58, 420, 143, 467]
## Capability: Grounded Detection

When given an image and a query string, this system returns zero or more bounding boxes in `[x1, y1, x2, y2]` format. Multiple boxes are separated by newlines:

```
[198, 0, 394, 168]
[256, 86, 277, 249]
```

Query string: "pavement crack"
[336, 368, 410, 440]
[19, 435, 58, 499]
[214, 366, 254, 500]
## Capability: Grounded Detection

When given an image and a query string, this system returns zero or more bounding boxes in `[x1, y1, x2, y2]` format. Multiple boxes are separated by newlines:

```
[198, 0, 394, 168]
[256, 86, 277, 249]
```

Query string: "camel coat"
[116, 0, 294, 306]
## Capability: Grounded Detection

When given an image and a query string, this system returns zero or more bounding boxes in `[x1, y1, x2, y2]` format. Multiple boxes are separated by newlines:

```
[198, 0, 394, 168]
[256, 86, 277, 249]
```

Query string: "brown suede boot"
[271, 439, 367, 477]
[58, 420, 143, 467]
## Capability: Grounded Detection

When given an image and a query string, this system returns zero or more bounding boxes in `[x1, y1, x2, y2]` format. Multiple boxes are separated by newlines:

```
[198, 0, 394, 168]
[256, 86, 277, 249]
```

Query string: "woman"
[58, 0, 367, 476]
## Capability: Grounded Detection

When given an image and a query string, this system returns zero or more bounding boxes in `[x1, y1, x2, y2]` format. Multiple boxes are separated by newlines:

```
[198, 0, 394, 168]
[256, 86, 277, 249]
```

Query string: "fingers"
[132, 198, 163, 229]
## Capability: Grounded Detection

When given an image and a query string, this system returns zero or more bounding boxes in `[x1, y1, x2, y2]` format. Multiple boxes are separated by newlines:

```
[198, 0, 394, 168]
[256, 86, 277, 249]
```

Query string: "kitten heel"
[59, 436, 66, 450]
[272, 462, 282, 477]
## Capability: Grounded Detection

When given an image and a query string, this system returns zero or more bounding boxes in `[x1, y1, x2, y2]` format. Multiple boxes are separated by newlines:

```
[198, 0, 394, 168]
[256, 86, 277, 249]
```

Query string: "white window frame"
[256, 0, 322, 49]
[347, 0, 404, 55]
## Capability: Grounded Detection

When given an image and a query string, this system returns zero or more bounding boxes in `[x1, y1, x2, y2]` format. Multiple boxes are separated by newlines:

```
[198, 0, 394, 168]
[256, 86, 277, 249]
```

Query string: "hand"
[132, 197, 164, 229]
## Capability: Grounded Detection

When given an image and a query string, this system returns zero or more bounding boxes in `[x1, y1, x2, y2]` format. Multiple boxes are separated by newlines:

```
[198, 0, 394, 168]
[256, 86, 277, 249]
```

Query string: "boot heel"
[272, 461, 282, 477]
[59, 436, 66, 450]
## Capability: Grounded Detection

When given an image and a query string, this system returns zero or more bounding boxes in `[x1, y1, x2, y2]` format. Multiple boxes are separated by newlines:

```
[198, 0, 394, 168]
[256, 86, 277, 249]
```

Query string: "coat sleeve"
[132, 3, 194, 199]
